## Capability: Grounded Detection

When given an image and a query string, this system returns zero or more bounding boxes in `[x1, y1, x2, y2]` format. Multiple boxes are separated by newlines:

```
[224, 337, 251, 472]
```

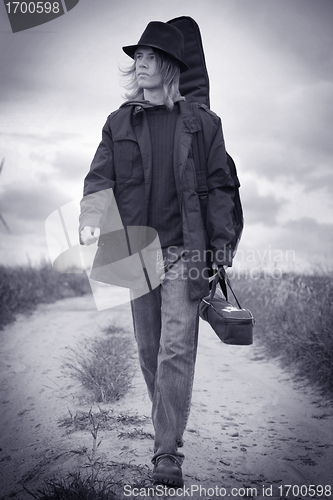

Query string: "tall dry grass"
[231, 270, 333, 397]
[63, 325, 136, 403]
[0, 261, 91, 329]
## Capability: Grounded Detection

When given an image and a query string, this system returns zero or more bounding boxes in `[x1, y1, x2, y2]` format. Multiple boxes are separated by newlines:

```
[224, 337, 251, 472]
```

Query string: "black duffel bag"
[199, 268, 254, 345]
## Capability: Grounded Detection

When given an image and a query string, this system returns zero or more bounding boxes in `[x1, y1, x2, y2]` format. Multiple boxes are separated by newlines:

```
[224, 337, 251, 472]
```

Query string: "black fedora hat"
[122, 21, 189, 73]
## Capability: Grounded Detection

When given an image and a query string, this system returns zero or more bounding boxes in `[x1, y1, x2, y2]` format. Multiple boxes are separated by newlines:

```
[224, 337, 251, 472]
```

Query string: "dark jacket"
[79, 100, 236, 300]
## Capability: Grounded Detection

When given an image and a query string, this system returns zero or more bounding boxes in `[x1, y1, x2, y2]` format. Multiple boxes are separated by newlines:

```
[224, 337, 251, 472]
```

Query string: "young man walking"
[79, 21, 237, 487]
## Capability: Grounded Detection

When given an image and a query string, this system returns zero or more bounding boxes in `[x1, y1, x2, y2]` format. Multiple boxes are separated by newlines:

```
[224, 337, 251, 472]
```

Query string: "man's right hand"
[80, 226, 100, 245]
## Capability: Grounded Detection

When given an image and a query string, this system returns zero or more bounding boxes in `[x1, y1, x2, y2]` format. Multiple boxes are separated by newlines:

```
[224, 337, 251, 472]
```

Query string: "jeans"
[130, 246, 200, 463]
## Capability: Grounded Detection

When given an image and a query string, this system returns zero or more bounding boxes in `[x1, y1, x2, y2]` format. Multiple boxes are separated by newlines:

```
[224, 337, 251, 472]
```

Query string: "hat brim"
[122, 44, 189, 73]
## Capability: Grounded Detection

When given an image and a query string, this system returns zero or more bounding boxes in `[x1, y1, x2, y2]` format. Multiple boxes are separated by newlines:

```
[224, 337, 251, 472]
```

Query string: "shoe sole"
[153, 473, 184, 488]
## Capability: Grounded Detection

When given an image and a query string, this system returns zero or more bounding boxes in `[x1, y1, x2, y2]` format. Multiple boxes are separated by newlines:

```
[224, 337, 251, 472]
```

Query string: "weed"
[24, 410, 119, 500]
[59, 407, 112, 432]
[116, 413, 149, 426]
[23, 471, 118, 500]
[85, 410, 103, 485]
[22, 424, 155, 500]
[63, 325, 136, 403]
[59, 408, 149, 433]
[117, 428, 154, 440]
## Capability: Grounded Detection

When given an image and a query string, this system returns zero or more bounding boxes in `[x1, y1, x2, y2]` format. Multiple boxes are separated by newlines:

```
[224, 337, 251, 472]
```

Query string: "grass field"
[231, 270, 333, 397]
[0, 261, 91, 329]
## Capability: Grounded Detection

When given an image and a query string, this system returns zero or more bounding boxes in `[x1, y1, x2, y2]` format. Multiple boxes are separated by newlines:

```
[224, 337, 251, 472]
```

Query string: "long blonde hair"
[120, 47, 181, 111]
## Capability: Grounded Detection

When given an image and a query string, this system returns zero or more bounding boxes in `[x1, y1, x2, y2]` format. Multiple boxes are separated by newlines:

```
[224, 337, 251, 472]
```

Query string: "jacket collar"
[120, 96, 200, 123]
[120, 100, 154, 115]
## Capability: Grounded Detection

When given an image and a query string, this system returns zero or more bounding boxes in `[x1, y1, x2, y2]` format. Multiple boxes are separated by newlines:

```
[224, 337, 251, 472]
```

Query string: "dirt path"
[0, 293, 332, 499]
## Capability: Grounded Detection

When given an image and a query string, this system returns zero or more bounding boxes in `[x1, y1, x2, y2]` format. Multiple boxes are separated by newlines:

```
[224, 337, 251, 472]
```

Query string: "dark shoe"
[152, 454, 184, 487]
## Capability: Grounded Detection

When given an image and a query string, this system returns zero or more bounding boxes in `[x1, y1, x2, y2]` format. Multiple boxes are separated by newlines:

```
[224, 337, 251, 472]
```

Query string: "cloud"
[218, 0, 333, 82]
[208, 1, 333, 199]
[229, 78, 333, 199]
[36, 151, 89, 183]
[283, 217, 333, 245]
[0, 129, 78, 146]
[282, 217, 333, 266]
[235, 216, 333, 272]
[1, 0, 332, 269]
[0, 0, 124, 116]
[240, 180, 285, 226]
[0, 182, 69, 231]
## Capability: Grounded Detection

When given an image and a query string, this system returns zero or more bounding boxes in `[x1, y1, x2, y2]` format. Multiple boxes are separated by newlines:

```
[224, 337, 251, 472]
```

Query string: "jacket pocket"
[114, 139, 143, 182]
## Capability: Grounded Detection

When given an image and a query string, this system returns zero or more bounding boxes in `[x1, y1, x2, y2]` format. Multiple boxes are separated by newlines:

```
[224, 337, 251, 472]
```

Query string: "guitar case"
[167, 16, 210, 107]
[167, 16, 244, 256]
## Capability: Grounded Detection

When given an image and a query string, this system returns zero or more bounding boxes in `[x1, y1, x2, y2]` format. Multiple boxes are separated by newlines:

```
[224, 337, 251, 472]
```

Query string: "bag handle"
[209, 267, 242, 310]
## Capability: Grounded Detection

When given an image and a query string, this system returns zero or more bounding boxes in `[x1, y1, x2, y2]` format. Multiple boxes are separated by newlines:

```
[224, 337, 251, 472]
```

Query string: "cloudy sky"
[0, 0, 332, 273]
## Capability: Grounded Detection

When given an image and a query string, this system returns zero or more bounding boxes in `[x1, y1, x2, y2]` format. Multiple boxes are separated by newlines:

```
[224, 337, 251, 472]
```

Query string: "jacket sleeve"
[79, 116, 116, 234]
[204, 113, 236, 266]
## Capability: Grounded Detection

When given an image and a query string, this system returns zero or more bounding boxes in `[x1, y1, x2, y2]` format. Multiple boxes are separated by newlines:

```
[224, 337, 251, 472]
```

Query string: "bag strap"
[191, 102, 208, 202]
[210, 267, 242, 310]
